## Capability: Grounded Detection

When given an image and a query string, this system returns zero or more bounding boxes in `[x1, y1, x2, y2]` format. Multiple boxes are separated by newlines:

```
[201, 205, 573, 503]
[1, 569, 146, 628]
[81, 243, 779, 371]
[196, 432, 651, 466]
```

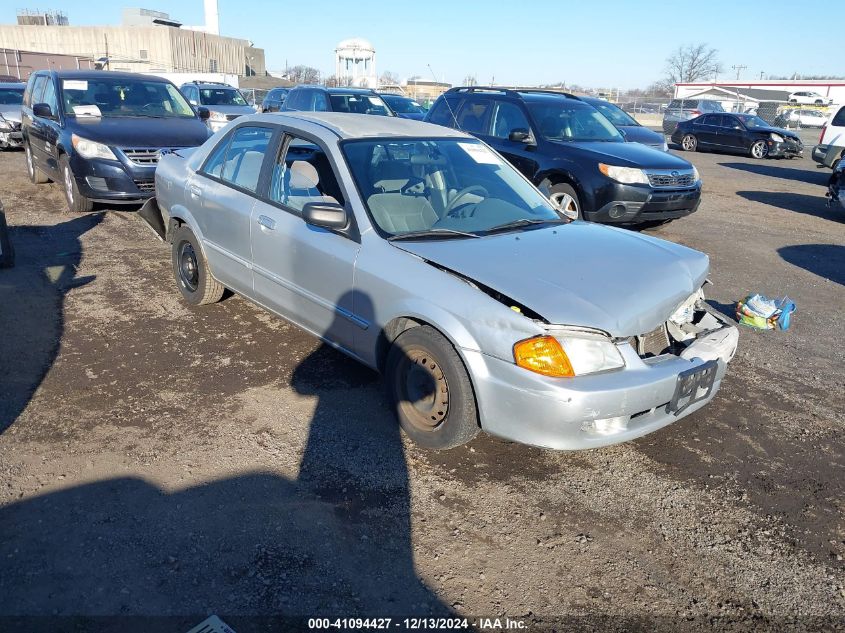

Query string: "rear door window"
[831, 106, 845, 127]
[427, 98, 459, 127]
[455, 98, 492, 134]
[202, 126, 275, 192]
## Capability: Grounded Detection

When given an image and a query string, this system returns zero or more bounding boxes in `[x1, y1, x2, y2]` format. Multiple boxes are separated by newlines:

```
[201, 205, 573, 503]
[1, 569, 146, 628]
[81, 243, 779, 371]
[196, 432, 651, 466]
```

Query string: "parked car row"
[0, 82, 25, 150]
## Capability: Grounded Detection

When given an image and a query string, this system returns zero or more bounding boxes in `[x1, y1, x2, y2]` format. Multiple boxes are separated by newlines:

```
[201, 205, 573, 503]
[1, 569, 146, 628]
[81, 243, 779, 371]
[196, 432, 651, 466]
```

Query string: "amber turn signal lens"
[513, 336, 575, 378]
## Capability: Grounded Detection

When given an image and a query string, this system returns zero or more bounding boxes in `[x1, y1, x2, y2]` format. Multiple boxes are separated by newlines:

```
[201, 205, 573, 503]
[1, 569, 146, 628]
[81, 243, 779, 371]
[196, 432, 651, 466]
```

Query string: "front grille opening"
[629, 323, 671, 358]
[647, 172, 695, 188]
[133, 179, 155, 192]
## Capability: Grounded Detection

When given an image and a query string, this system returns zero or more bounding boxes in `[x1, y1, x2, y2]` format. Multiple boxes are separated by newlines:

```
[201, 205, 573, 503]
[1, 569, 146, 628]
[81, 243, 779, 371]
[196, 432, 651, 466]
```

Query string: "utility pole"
[759, 71, 765, 80]
[731, 64, 747, 80]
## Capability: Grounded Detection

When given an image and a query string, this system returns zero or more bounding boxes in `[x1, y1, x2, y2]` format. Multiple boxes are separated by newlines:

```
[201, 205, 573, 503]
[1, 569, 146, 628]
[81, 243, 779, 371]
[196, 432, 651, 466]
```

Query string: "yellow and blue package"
[735, 294, 796, 330]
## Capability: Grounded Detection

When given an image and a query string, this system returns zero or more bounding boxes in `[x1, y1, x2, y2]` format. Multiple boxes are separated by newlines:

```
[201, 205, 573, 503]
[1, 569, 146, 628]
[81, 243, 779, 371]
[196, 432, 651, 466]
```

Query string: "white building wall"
[675, 82, 845, 105]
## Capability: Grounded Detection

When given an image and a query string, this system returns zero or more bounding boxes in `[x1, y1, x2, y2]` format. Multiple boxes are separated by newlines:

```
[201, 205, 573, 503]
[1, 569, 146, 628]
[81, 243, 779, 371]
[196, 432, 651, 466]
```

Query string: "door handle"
[257, 215, 276, 230]
[189, 185, 202, 198]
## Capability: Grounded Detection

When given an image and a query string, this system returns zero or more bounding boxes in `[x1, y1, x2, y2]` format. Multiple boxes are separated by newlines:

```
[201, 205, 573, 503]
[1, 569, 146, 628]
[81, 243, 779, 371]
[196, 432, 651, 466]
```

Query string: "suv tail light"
[819, 125, 827, 144]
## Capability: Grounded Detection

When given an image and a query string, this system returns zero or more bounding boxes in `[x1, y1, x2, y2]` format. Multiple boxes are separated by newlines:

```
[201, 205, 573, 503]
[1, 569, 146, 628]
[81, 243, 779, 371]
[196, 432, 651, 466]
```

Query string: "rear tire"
[386, 326, 479, 450]
[25, 142, 48, 184]
[680, 134, 697, 152]
[548, 183, 581, 219]
[171, 225, 225, 306]
[60, 155, 93, 213]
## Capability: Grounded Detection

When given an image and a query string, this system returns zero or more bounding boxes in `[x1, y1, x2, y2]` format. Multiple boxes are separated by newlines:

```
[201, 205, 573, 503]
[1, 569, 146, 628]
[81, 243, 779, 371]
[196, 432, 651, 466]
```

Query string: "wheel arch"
[536, 170, 588, 208]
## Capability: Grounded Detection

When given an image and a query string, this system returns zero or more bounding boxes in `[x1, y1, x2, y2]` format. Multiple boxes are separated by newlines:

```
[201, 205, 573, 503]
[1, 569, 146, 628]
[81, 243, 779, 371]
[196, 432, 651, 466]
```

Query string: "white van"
[812, 104, 845, 169]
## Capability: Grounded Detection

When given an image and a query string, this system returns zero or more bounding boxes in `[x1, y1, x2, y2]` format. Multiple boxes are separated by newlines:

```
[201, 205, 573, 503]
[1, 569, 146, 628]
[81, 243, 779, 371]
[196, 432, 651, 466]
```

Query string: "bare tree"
[463, 74, 477, 87]
[325, 74, 354, 88]
[287, 65, 321, 84]
[380, 71, 400, 86]
[663, 43, 722, 87]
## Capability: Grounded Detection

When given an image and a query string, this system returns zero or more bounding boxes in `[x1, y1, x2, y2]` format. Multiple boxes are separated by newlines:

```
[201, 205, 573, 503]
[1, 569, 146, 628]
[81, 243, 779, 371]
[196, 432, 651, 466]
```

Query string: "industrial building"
[674, 80, 845, 106]
[1, 47, 95, 81]
[0, 3, 265, 77]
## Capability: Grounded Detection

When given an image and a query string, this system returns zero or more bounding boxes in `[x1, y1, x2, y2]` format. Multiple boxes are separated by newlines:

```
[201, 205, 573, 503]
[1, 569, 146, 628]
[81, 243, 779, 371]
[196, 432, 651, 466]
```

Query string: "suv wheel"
[60, 156, 93, 212]
[549, 183, 581, 219]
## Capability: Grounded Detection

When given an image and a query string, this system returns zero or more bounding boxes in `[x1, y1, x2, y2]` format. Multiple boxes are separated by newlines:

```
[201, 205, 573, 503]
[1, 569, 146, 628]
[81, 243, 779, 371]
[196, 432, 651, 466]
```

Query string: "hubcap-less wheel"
[751, 140, 768, 159]
[681, 134, 697, 151]
[398, 348, 450, 432]
[550, 191, 578, 215]
[178, 241, 199, 292]
[64, 165, 74, 203]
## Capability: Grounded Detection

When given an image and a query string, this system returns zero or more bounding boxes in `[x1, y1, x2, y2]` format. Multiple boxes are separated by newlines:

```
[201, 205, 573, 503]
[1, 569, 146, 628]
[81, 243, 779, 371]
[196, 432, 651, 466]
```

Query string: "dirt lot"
[0, 132, 843, 632]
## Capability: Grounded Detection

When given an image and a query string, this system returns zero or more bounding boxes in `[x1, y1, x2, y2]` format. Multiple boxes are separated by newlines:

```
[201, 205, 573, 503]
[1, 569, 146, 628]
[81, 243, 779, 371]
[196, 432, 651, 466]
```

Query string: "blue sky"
[3, 0, 843, 89]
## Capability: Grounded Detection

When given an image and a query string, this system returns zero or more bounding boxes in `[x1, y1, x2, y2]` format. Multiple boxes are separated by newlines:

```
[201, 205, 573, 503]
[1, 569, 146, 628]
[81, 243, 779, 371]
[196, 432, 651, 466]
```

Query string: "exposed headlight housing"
[669, 288, 705, 326]
[0, 115, 12, 131]
[598, 163, 649, 185]
[770, 133, 785, 142]
[692, 166, 700, 182]
[71, 134, 117, 160]
[208, 110, 227, 121]
[514, 331, 625, 378]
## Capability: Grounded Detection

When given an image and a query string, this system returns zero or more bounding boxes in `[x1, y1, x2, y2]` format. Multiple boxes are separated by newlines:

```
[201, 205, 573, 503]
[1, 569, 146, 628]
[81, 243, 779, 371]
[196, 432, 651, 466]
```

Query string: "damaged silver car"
[141, 112, 738, 450]
[0, 82, 25, 150]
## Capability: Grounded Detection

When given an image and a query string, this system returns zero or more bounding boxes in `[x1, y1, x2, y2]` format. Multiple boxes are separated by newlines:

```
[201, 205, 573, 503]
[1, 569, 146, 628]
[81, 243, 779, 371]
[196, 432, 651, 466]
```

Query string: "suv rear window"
[832, 106, 845, 127]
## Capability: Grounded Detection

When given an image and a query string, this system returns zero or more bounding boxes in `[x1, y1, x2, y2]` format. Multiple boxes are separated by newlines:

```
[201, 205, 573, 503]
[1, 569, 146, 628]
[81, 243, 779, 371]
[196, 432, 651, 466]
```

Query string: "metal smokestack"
[204, 0, 219, 35]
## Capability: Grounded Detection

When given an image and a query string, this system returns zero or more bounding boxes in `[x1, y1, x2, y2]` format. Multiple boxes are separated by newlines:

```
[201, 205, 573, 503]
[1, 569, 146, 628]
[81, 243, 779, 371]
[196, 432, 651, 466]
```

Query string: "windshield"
[739, 115, 770, 129]
[527, 101, 623, 142]
[0, 88, 24, 105]
[383, 96, 426, 114]
[330, 93, 393, 116]
[592, 101, 638, 127]
[343, 138, 563, 238]
[61, 78, 195, 118]
[200, 88, 248, 106]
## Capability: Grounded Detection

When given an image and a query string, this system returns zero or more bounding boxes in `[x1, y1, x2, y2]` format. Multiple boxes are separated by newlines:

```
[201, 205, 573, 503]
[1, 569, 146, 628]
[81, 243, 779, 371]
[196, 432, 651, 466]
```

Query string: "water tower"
[335, 38, 376, 88]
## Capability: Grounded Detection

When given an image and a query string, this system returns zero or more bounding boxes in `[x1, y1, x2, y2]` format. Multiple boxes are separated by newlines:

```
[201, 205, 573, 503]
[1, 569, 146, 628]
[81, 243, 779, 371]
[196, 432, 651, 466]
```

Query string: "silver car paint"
[154, 112, 736, 450]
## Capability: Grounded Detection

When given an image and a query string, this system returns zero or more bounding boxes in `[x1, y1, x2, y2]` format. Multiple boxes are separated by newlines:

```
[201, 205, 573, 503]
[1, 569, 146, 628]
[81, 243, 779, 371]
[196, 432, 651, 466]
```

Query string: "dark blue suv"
[425, 87, 701, 224]
[21, 70, 212, 212]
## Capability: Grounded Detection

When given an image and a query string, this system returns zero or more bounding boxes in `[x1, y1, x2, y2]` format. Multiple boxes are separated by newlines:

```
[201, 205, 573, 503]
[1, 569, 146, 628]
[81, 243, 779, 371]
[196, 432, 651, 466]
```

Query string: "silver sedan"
[142, 112, 738, 450]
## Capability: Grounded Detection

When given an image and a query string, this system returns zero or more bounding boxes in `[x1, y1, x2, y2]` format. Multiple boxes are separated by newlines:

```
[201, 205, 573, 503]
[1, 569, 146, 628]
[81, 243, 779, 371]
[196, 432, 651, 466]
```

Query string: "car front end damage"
[0, 117, 23, 149]
[464, 291, 738, 450]
[765, 133, 804, 158]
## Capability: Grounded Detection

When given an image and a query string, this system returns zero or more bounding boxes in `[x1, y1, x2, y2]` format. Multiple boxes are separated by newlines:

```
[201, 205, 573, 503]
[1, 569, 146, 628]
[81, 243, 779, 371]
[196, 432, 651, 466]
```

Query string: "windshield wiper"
[387, 228, 480, 241]
[485, 218, 567, 234]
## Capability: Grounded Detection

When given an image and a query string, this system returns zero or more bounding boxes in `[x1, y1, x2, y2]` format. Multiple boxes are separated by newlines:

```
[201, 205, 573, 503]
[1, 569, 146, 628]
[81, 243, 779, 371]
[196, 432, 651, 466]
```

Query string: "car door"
[694, 114, 717, 146]
[24, 74, 48, 167]
[717, 115, 746, 152]
[190, 124, 275, 294]
[486, 99, 539, 179]
[37, 75, 62, 175]
[250, 132, 358, 350]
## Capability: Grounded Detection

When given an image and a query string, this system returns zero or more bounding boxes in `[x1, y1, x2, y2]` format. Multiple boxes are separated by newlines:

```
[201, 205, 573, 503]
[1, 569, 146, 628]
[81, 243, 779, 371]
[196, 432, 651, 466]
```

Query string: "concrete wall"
[0, 25, 265, 76]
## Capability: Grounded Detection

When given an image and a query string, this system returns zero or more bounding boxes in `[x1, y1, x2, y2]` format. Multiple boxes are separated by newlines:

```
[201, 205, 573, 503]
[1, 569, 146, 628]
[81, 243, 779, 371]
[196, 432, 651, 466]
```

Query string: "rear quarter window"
[832, 106, 845, 127]
[427, 98, 459, 127]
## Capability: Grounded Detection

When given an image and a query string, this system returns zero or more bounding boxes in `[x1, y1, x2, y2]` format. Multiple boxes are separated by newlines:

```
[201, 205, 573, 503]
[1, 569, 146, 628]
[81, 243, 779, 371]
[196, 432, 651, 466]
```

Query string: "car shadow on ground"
[719, 161, 831, 186]
[0, 212, 102, 435]
[0, 291, 455, 631]
[736, 190, 842, 222]
[778, 243, 845, 285]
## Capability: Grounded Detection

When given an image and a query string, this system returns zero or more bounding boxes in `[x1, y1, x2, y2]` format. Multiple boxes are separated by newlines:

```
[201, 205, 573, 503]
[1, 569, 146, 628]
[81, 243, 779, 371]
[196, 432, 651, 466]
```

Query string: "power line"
[731, 64, 747, 80]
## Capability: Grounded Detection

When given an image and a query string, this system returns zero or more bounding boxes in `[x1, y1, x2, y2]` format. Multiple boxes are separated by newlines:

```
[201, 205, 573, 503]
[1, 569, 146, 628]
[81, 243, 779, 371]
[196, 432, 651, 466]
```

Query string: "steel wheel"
[397, 348, 450, 433]
[178, 241, 200, 293]
[681, 134, 697, 152]
[750, 140, 768, 159]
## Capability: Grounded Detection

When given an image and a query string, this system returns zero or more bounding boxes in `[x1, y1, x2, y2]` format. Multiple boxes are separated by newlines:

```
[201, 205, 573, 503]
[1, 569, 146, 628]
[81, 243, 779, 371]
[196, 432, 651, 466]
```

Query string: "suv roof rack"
[187, 80, 233, 87]
[445, 86, 579, 100]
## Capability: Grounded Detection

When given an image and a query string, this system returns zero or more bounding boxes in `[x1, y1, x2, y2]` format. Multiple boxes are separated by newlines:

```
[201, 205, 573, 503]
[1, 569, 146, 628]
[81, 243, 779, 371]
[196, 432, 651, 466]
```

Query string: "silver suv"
[662, 98, 725, 134]
[180, 81, 255, 133]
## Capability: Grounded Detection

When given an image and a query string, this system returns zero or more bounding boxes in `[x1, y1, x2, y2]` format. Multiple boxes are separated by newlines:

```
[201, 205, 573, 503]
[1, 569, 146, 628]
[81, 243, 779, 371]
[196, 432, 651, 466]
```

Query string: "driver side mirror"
[302, 202, 348, 230]
[508, 128, 534, 144]
[33, 102, 54, 119]
[196, 106, 210, 120]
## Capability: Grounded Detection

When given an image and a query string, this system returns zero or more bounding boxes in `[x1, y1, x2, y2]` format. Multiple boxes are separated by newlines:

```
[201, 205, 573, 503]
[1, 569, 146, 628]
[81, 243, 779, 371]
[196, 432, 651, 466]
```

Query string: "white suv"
[812, 105, 845, 169]
[789, 91, 834, 106]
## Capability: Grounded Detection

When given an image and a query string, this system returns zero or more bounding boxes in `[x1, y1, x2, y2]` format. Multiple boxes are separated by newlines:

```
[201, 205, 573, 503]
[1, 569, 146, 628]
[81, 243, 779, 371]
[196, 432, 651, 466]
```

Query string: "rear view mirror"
[508, 128, 533, 143]
[197, 106, 210, 120]
[33, 102, 54, 119]
[302, 202, 348, 230]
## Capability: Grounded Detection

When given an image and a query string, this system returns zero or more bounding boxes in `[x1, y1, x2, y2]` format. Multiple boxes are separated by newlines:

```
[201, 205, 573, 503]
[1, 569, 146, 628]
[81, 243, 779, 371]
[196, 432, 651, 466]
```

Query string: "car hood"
[619, 125, 665, 149]
[754, 125, 801, 141]
[392, 223, 709, 337]
[0, 105, 22, 123]
[548, 139, 692, 169]
[66, 117, 211, 148]
[396, 112, 426, 121]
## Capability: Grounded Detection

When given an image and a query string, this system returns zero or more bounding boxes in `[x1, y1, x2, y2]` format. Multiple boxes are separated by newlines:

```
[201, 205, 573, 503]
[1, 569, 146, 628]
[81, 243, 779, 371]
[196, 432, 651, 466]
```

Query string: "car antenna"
[427, 64, 461, 130]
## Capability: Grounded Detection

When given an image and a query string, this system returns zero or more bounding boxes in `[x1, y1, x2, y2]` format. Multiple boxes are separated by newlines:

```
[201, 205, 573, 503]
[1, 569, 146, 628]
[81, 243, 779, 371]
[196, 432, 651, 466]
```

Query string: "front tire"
[548, 183, 581, 219]
[60, 155, 93, 212]
[681, 134, 698, 152]
[386, 326, 479, 450]
[25, 142, 49, 184]
[171, 225, 225, 305]
[750, 140, 768, 159]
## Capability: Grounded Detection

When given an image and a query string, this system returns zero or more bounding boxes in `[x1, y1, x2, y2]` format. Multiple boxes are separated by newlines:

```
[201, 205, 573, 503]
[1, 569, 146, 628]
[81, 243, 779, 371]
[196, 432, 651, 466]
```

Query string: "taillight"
[820, 125, 827, 144]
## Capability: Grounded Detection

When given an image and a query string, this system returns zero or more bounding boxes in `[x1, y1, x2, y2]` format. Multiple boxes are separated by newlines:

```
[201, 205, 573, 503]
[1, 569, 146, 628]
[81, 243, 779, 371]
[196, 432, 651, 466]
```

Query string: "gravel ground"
[0, 131, 843, 633]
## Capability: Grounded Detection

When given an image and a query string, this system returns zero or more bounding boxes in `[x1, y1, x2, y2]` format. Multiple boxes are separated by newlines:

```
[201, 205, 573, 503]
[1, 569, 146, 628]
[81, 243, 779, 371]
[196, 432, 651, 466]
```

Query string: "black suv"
[425, 87, 701, 224]
[281, 86, 394, 116]
[260, 87, 290, 112]
[22, 70, 211, 212]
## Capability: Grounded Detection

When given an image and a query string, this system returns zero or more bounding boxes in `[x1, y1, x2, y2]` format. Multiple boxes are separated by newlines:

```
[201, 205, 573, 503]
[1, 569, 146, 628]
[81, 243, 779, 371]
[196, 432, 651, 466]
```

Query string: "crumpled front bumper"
[0, 130, 23, 148]
[768, 138, 803, 158]
[463, 313, 739, 450]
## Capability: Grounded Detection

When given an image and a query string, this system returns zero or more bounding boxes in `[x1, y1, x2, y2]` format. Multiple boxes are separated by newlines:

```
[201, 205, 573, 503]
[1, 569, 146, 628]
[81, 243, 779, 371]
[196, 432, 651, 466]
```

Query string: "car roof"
[38, 69, 170, 82]
[0, 82, 26, 89]
[249, 111, 471, 140]
[289, 86, 377, 95]
[187, 83, 239, 90]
